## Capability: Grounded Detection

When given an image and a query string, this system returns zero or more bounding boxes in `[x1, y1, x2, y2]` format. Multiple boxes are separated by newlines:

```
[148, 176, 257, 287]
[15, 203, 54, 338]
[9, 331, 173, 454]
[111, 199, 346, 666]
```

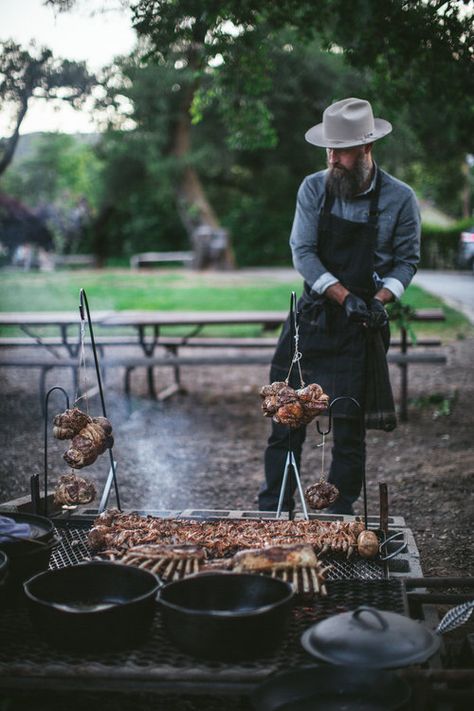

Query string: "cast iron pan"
[0, 511, 57, 586]
[24, 561, 160, 650]
[158, 572, 294, 660]
[252, 665, 411, 711]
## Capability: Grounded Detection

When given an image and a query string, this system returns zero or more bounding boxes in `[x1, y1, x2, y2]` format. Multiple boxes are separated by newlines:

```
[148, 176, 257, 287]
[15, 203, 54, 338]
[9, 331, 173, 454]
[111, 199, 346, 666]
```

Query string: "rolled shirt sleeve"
[381, 191, 421, 299]
[289, 168, 420, 299]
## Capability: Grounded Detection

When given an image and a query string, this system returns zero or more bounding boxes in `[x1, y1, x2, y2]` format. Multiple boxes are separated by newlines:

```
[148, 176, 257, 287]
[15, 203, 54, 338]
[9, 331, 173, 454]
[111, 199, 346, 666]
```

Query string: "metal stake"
[79, 288, 121, 512]
[276, 291, 309, 520]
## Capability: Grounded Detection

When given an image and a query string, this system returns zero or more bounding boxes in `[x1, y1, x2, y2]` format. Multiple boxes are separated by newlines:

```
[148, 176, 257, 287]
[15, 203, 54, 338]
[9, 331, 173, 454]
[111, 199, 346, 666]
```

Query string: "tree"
[46, 0, 474, 239]
[0, 40, 96, 177]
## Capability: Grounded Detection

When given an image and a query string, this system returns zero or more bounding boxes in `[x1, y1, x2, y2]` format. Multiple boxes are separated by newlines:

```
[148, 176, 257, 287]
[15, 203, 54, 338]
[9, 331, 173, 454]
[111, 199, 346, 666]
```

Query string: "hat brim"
[305, 118, 392, 148]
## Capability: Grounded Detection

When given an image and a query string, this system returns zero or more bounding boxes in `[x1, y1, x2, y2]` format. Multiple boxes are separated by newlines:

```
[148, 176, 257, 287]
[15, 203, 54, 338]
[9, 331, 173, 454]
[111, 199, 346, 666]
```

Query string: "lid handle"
[352, 606, 389, 631]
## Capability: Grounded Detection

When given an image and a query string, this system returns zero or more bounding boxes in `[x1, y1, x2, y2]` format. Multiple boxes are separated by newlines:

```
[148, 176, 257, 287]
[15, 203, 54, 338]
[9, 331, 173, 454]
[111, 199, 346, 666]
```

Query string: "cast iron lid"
[301, 605, 441, 669]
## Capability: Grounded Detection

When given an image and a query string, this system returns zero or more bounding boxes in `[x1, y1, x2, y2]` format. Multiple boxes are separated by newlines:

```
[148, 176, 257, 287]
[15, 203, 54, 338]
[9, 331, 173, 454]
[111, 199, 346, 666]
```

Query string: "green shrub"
[420, 219, 472, 269]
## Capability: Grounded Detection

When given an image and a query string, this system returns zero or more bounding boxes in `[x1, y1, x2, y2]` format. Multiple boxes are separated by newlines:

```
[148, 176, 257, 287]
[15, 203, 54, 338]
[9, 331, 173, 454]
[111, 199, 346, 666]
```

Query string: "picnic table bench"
[130, 251, 194, 269]
[0, 309, 446, 420]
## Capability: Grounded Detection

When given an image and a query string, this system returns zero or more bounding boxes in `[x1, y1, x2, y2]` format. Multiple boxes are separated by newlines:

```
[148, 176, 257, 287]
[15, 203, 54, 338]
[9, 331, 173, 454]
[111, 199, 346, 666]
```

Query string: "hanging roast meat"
[305, 480, 339, 510]
[260, 382, 329, 428]
[53, 408, 114, 469]
[54, 472, 97, 506]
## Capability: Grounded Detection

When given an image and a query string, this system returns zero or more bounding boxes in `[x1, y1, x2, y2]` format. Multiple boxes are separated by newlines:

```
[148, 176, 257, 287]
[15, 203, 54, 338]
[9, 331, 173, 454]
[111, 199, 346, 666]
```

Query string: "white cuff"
[311, 272, 339, 295]
[382, 277, 405, 300]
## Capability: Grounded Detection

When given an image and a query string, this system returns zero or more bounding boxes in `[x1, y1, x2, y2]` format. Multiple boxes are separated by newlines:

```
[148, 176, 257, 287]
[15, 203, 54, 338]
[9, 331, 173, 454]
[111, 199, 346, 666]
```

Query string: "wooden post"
[399, 326, 408, 421]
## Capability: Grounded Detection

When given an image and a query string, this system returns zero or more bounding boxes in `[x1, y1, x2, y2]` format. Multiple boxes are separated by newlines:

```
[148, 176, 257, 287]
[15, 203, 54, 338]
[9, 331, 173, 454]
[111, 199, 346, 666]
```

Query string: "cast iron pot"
[24, 561, 160, 651]
[301, 605, 441, 669]
[252, 664, 411, 711]
[158, 572, 294, 661]
[0, 511, 57, 586]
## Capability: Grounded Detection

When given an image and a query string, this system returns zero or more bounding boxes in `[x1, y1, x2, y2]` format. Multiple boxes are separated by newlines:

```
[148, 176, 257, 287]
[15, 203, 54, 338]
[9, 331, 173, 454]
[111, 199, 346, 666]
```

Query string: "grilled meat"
[54, 472, 96, 506]
[305, 481, 339, 510]
[233, 544, 318, 572]
[260, 381, 329, 428]
[88, 511, 366, 559]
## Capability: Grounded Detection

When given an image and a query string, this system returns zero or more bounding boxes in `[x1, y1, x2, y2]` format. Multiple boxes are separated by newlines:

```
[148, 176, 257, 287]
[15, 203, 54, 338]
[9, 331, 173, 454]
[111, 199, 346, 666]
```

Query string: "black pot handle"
[352, 606, 389, 631]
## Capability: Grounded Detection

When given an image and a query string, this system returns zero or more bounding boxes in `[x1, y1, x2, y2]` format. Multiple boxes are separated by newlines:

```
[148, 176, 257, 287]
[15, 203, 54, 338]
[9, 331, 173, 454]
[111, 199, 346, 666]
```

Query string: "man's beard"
[326, 152, 372, 200]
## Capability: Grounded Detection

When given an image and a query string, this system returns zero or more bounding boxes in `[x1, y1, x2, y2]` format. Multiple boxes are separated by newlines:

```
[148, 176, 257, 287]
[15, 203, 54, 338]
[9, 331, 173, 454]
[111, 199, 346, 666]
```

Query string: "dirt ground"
[1, 335, 473, 577]
[0, 335, 473, 710]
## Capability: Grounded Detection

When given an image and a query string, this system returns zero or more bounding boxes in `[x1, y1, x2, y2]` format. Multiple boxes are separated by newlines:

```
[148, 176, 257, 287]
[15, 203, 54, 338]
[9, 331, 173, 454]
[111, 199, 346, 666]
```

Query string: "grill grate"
[49, 527, 386, 581]
[50, 528, 92, 569]
[0, 579, 407, 692]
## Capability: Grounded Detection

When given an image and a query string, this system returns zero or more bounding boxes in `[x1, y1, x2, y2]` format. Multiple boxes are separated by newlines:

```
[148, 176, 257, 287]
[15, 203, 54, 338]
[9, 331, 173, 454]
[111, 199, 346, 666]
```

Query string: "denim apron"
[270, 171, 384, 417]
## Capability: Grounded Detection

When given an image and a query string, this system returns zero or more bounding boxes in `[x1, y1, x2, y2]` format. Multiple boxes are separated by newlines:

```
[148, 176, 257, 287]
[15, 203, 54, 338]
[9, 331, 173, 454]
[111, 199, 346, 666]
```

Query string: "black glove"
[368, 298, 389, 329]
[343, 293, 370, 324]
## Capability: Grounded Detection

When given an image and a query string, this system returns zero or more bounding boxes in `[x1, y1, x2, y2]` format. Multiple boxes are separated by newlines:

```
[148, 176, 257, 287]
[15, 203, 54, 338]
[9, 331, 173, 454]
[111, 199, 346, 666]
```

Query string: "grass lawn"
[0, 268, 471, 340]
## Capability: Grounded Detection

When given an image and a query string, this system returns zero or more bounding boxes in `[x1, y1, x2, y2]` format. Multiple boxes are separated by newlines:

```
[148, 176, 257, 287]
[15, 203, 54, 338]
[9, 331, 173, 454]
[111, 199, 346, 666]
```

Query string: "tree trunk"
[171, 59, 235, 270]
[0, 98, 28, 177]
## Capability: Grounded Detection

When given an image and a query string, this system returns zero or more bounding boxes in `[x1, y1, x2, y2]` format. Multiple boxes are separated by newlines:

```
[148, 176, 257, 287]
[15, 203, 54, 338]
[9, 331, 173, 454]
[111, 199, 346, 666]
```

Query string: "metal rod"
[79, 288, 121, 511]
[400, 325, 408, 421]
[43, 386, 70, 517]
[316, 396, 367, 529]
[291, 452, 309, 519]
[276, 451, 291, 518]
[379, 482, 389, 578]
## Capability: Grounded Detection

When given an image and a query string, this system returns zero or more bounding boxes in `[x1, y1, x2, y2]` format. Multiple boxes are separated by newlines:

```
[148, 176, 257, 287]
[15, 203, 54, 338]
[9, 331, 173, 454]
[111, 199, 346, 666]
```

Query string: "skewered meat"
[88, 511, 367, 560]
[120, 544, 206, 561]
[260, 381, 329, 428]
[305, 481, 339, 510]
[54, 472, 96, 506]
[357, 530, 379, 559]
[233, 544, 317, 572]
[53, 408, 90, 439]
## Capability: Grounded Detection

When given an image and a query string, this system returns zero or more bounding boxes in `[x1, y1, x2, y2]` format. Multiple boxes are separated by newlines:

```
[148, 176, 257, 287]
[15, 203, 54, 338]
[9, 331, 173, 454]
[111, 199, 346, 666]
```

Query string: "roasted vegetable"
[357, 530, 379, 559]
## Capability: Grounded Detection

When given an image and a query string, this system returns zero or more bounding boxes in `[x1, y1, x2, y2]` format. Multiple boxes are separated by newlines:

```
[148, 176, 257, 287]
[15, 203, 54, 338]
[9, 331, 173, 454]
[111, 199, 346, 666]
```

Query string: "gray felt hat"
[305, 97, 392, 148]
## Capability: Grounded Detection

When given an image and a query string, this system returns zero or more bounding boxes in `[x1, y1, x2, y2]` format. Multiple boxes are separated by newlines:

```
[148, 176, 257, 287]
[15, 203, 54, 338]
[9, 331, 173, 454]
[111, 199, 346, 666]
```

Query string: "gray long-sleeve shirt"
[289, 166, 421, 299]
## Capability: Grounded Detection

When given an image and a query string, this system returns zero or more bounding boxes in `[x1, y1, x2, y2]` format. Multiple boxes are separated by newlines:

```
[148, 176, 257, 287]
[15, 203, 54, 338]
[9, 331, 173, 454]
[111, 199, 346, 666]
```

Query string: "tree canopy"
[0, 40, 96, 176]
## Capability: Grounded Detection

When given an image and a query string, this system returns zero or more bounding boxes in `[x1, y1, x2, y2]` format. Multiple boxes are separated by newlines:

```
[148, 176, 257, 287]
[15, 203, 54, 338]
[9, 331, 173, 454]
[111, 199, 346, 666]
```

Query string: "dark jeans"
[258, 416, 366, 514]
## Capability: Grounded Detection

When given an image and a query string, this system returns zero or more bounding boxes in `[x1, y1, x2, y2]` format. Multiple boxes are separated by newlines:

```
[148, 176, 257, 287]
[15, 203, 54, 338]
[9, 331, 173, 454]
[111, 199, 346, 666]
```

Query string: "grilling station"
[0, 290, 473, 710]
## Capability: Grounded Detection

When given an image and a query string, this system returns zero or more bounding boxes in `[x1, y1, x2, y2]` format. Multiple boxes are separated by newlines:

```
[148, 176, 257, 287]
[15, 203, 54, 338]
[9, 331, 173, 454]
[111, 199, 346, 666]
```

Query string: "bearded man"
[258, 97, 420, 515]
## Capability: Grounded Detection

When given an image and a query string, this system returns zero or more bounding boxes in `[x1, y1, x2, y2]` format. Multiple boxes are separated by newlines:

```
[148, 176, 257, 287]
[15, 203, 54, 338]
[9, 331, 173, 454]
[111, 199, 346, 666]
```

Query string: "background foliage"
[1, 0, 473, 265]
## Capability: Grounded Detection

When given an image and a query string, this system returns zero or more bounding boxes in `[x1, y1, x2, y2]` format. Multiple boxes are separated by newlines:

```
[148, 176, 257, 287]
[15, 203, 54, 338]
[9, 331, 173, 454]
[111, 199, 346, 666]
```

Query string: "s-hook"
[317, 396, 368, 530]
[42, 386, 70, 517]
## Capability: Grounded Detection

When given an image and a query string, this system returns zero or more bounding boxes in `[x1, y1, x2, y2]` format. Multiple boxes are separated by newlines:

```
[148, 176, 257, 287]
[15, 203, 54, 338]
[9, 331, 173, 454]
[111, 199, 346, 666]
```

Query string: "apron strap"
[367, 168, 382, 226]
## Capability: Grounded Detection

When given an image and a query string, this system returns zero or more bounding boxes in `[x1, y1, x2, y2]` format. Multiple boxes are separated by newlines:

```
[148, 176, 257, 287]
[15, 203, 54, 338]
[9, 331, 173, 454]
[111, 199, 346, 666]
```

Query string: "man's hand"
[368, 298, 389, 329]
[343, 293, 370, 323]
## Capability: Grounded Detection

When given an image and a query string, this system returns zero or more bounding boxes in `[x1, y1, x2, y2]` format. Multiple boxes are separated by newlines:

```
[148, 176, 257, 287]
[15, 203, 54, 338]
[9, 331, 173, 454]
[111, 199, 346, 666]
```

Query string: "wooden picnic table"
[0, 308, 446, 417]
[0, 311, 113, 356]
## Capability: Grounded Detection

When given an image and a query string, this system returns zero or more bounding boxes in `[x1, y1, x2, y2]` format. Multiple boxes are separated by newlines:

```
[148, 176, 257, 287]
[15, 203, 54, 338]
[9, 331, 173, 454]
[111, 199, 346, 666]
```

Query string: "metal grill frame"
[0, 579, 408, 695]
[0, 508, 423, 696]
